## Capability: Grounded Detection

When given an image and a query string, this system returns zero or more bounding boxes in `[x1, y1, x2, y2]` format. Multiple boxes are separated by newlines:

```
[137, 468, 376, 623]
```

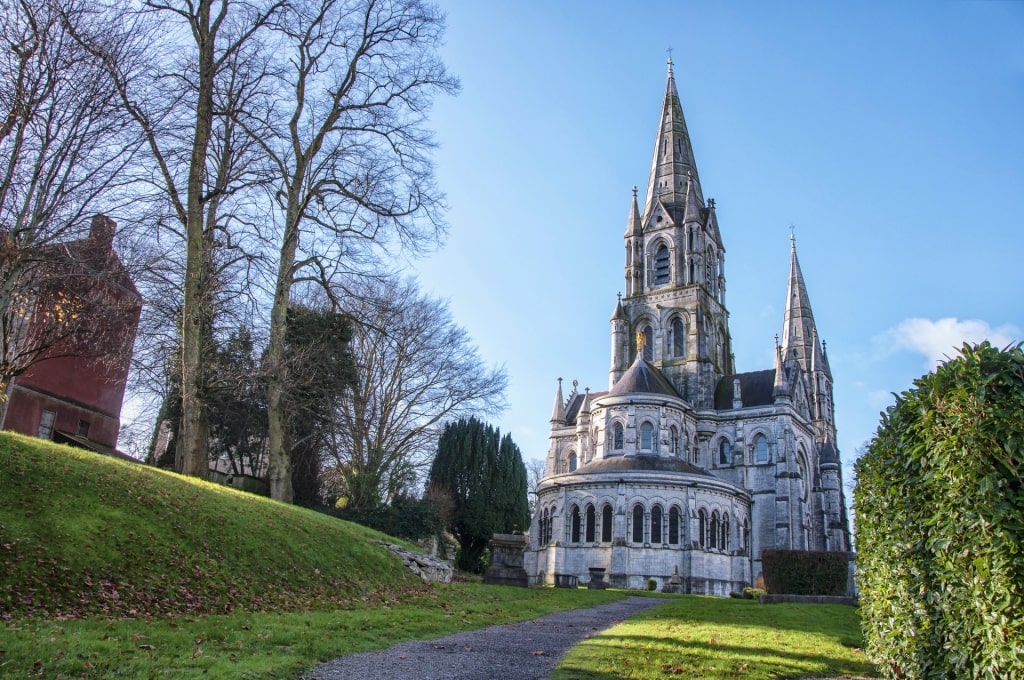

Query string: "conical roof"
[609, 351, 680, 398]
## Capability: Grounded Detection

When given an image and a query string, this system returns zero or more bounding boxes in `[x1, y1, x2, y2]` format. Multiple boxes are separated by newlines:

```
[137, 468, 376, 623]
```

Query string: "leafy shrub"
[761, 549, 850, 596]
[854, 342, 1024, 678]
[742, 587, 766, 600]
[332, 494, 444, 542]
[646, 578, 658, 591]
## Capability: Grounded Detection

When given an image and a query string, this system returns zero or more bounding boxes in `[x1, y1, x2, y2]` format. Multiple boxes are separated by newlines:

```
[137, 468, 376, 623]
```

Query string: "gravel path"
[301, 595, 666, 680]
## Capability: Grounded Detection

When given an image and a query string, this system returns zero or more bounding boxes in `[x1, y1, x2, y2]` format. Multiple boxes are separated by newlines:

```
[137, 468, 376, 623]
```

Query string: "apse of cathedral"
[523, 60, 852, 594]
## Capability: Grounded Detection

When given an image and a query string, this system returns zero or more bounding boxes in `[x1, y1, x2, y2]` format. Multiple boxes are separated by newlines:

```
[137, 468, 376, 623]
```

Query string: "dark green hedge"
[854, 342, 1024, 678]
[761, 549, 850, 596]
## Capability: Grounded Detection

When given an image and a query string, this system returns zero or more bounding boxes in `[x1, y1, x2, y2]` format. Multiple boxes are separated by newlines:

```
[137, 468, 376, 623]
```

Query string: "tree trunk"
[177, 0, 216, 478]
[264, 202, 301, 503]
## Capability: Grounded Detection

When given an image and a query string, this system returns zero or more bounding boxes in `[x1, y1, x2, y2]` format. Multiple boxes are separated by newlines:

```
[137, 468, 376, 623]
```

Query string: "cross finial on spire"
[632, 186, 638, 199]
[667, 47, 674, 76]
[789, 225, 796, 250]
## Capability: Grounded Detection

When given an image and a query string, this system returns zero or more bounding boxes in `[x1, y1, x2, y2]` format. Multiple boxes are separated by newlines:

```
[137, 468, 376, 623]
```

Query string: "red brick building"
[1, 215, 142, 454]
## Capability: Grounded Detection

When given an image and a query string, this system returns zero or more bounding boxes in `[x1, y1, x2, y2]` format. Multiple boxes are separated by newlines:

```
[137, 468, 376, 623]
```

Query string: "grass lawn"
[0, 433, 878, 679]
[2, 583, 626, 678]
[553, 595, 879, 680]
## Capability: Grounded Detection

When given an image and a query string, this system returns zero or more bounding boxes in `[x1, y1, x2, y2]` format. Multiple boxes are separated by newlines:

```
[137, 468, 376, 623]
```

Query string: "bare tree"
[76, 0, 284, 477]
[0, 0, 140, 418]
[525, 457, 546, 514]
[241, 0, 458, 501]
[324, 276, 506, 511]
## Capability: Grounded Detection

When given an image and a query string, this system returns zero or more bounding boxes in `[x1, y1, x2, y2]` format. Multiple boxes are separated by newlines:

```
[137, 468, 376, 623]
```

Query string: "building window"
[653, 244, 670, 286]
[601, 504, 613, 542]
[640, 422, 654, 451]
[742, 518, 749, 554]
[710, 511, 720, 549]
[585, 504, 596, 542]
[719, 439, 731, 466]
[698, 509, 707, 549]
[721, 513, 730, 551]
[668, 506, 681, 545]
[642, 325, 653, 361]
[672, 317, 686, 357]
[670, 425, 679, 456]
[37, 410, 55, 439]
[612, 423, 624, 450]
[754, 434, 769, 463]
[77, 420, 91, 437]
[567, 451, 577, 472]
[570, 505, 581, 543]
[631, 505, 645, 543]
[651, 505, 663, 544]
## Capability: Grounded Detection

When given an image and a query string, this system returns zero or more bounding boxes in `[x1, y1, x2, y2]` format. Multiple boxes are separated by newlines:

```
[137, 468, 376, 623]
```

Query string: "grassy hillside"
[0, 432, 422, 620]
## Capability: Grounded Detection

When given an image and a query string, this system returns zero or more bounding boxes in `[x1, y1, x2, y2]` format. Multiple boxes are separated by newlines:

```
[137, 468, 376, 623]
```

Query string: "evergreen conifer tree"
[428, 417, 529, 572]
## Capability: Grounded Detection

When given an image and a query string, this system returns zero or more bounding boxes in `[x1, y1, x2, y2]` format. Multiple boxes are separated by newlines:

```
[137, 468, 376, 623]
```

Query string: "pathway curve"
[301, 595, 665, 680]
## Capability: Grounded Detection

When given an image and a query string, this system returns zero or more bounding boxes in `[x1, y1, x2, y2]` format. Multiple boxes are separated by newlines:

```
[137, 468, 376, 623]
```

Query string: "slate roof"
[608, 356, 680, 398]
[714, 369, 776, 409]
[574, 455, 712, 476]
[565, 391, 608, 424]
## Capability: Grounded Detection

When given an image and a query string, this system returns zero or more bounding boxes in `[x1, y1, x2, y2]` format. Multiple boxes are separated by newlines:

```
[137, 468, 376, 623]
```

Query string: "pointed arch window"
[601, 504, 613, 542]
[721, 513, 730, 551]
[672, 317, 686, 357]
[719, 439, 731, 466]
[642, 325, 653, 361]
[653, 244, 670, 286]
[668, 506, 681, 545]
[632, 504, 645, 543]
[698, 509, 707, 549]
[651, 505, 663, 544]
[585, 504, 596, 542]
[567, 451, 577, 472]
[705, 248, 716, 292]
[710, 511, 720, 549]
[570, 505, 581, 543]
[670, 425, 680, 456]
[612, 423, 624, 451]
[640, 422, 655, 451]
[754, 434, 769, 464]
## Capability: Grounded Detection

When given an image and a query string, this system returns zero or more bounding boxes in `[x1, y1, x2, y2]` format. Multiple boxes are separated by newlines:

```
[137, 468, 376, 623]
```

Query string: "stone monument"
[483, 533, 529, 587]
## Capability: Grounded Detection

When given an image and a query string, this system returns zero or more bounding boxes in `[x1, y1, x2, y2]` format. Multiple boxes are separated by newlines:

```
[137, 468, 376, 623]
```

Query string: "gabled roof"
[565, 390, 608, 425]
[714, 369, 776, 409]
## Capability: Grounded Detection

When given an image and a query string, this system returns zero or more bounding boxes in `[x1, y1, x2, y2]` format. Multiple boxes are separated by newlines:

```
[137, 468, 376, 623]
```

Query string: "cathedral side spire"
[550, 377, 566, 424]
[780, 235, 818, 374]
[626, 186, 642, 237]
[643, 58, 704, 223]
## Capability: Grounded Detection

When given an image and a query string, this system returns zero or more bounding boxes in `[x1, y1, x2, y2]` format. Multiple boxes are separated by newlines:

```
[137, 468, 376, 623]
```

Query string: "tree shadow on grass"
[556, 632, 876, 678]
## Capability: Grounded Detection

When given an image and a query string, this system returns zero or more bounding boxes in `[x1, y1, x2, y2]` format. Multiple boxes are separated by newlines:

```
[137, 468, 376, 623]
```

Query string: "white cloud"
[878, 317, 1021, 369]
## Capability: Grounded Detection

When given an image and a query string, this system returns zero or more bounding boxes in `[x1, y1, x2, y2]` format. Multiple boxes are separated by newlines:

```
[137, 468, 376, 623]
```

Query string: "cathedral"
[523, 61, 852, 594]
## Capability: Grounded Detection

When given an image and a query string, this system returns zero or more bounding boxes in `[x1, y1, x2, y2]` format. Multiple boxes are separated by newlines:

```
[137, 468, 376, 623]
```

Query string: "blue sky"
[412, 1, 1024, 497]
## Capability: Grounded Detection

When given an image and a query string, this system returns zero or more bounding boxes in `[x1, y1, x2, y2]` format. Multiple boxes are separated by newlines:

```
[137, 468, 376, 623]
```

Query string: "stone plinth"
[483, 533, 529, 587]
[661, 565, 682, 593]
[587, 567, 608, 589]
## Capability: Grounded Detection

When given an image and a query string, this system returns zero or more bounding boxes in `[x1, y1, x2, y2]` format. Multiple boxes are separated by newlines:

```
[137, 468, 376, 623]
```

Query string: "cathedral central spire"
[642, 58, 704, 222]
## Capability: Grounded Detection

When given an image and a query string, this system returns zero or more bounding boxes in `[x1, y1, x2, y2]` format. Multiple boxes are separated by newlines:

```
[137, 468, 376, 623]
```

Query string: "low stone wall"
[759, 594, 859, 606]
[379, 542, 453, 583]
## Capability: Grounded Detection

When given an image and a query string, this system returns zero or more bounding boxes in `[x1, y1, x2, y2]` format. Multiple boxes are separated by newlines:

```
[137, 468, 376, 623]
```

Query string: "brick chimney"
[89, 214, 116, 250]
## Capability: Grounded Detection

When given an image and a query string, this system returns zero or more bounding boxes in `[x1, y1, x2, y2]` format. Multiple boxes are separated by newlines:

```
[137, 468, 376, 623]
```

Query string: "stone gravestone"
[483, 533, 529, 587]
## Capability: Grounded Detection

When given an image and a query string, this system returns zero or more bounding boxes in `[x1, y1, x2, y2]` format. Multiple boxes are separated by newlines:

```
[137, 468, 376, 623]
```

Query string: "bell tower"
[610, 58, 733, 409]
